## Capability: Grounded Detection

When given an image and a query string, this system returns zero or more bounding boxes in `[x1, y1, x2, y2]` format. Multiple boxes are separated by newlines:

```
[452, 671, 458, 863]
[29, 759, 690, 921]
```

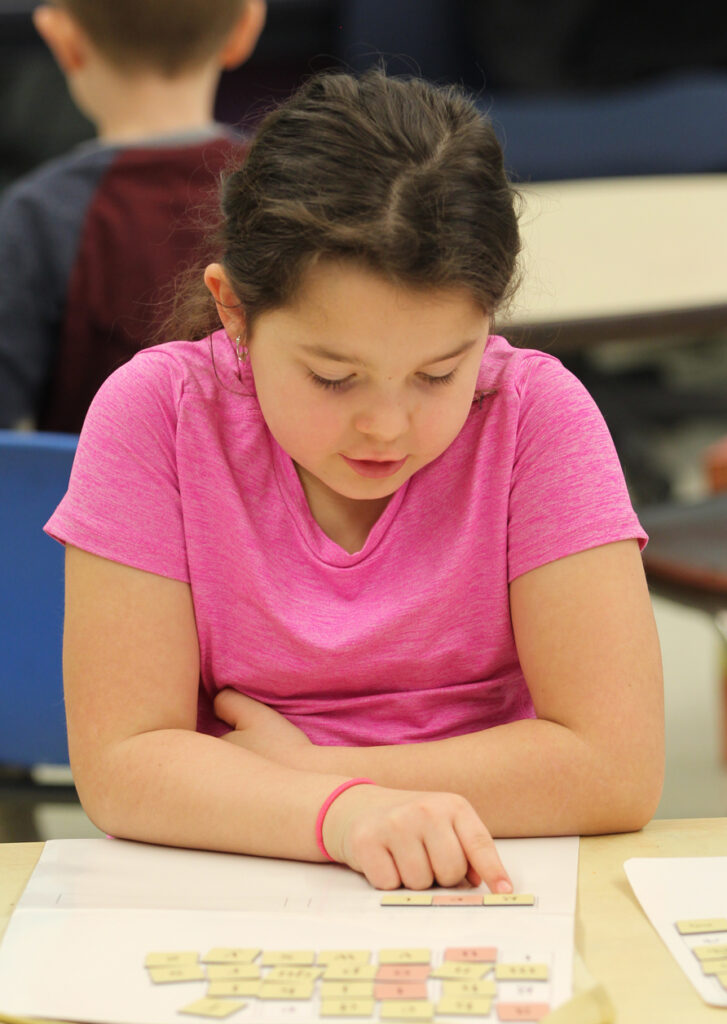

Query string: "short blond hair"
[60, 0, 249, 75]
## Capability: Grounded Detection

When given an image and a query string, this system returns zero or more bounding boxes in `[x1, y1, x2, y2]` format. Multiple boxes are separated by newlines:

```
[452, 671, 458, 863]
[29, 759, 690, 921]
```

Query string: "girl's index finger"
[455, 817, 512, 895]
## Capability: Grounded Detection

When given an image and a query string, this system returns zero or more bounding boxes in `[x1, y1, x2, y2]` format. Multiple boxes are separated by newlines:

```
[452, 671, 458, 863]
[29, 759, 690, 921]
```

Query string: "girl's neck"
[296, 465, 391, 554]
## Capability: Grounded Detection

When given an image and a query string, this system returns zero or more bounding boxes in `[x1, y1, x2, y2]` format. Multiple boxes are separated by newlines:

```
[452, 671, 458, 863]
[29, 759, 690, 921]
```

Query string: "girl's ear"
[219, 0, 267, 70]
[33, 4, 90, 75]
[204, 263, 245, 338]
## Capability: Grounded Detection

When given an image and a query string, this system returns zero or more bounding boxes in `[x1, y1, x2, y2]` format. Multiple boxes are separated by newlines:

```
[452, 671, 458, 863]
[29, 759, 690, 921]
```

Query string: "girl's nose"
[353, 389, 410, 442]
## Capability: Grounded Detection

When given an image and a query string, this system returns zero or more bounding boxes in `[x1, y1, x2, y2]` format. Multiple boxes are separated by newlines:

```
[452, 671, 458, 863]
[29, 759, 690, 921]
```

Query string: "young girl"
[46, 69, 664, 893]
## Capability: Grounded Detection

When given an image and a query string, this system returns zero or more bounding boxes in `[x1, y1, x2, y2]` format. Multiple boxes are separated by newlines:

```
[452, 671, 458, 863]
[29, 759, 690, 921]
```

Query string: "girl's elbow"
[631, 763, 665, 829]
[69, 745, 130, 836]
[72, 765, 115, 834]
[600, 752, 665, 834]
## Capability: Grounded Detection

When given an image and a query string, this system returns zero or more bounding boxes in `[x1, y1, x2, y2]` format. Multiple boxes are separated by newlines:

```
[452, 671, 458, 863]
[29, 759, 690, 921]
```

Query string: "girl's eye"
[308, 371, 353, 391]
[421, 369, 457, 386]
[308, 369, 457, 390]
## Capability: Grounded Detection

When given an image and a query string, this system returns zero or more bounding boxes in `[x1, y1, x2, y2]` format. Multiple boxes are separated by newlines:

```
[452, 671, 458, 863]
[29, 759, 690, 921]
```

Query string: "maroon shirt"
[41, 136, 245, 432]
[0, 131, 246, 433]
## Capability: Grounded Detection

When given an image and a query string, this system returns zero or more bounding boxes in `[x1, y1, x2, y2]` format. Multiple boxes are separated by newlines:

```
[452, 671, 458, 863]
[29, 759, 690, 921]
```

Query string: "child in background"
[0, 0, 266, 433]
[46, 70, 664, 891]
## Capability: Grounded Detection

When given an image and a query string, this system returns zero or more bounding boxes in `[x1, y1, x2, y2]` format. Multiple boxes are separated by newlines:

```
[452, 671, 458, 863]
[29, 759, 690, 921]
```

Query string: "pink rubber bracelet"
[315, 777, 374, 862]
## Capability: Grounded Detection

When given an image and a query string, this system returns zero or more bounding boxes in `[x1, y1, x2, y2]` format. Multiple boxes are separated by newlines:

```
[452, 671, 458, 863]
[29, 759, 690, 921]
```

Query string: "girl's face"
[247, 261, 490, 524]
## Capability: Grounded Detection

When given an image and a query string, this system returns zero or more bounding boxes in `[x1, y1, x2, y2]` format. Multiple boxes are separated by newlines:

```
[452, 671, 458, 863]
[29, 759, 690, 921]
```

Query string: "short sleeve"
[507, 355, 646, 582]
[44, 349, 191, 582]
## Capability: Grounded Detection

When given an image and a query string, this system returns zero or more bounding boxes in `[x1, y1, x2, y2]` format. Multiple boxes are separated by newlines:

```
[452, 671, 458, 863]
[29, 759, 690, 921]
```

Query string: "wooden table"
[1, 819, 727, 1023]
[502, 175, 727, 350]
[574, 818, 727, 1022]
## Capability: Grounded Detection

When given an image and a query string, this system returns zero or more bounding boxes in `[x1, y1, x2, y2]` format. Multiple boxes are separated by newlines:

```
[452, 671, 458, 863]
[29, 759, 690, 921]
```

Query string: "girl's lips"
[341, 454, 408, 478]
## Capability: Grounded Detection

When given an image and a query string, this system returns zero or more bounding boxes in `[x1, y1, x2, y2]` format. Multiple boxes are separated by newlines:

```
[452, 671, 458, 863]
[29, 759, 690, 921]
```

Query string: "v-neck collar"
[269, 433, 409, 568]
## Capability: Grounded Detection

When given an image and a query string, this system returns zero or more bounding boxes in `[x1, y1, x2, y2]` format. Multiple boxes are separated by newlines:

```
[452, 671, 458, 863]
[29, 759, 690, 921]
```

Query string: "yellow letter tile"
[258, 980, 315, 1000]
[436, 995, 492, 1016]
[147, 964, 206, 984]
[201, 947, 260, 964]
[693, 943, 727, 961]
[431, 963, 491, 981]
[261, 950, 316, 966]
[266, 966, 323, 983]
[206, 980, 260, 998]
[318, 950, 372, 965]
[379, 949, 430, 965]
[441, 979, 497, 997]
[178, 997, 246, 1018]
[206, 964, 260, 980]
[323, 964, 379, 981]
[483, 893, 536, 906]
[676, 919, 727, 935]
[320, 999, 376, 1018]
[379, 999, 434, 1021]
[321, 981, 376, 999]
[381, 893, 434, 906]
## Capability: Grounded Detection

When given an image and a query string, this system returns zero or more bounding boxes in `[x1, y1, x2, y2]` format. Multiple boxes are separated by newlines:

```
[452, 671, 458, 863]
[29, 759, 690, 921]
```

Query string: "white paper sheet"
[0, 837, 579, 1023]
[625, 856, 727, 1008]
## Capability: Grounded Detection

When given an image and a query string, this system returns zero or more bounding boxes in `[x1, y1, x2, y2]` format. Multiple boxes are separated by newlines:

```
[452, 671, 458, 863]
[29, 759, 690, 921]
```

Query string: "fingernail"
[496, 879, 513, 894]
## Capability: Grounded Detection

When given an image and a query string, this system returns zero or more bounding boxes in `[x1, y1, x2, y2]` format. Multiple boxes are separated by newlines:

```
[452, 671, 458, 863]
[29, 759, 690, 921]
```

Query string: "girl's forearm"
[295, 718, 663, 837]
[76, 729, 517, 894]
[74, 729, 351, 859]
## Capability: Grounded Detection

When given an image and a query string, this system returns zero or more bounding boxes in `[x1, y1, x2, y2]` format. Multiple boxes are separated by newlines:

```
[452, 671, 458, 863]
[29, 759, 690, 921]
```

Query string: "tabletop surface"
[502, 175, 727, 346]
[1, 818, 727, 1024]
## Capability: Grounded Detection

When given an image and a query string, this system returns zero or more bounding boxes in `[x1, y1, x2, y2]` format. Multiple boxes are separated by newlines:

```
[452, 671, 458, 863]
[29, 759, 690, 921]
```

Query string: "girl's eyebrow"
[298, 338, 479, 367]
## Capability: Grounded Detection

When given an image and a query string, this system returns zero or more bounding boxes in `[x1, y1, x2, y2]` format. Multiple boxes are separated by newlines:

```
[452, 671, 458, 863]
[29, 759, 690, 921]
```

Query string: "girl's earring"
[235, 334, 248, 363]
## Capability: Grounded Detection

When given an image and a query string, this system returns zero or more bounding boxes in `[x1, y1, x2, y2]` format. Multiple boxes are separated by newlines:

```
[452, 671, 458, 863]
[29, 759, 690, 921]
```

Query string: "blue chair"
[0, 429, 78, 770]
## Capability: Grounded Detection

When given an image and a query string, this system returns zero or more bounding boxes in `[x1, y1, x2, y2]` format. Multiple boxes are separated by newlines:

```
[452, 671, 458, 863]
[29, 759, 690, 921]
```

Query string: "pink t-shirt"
[45, 331, 646, 746]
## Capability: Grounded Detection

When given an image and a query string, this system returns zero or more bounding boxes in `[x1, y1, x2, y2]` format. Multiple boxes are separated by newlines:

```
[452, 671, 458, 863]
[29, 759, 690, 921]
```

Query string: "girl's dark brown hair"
[168, 68, 521, 341]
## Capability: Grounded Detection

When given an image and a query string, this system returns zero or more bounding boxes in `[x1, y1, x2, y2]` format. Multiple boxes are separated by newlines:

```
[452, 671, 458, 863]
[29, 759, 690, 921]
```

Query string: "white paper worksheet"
[625, 856, 727, 1008]
[0, 837, 579, 1024]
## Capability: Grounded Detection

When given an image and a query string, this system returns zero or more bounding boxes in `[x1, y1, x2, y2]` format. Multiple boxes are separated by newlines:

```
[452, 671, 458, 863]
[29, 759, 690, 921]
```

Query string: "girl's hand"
[323, 783, 512, 893]
[214, 689, 312, 760]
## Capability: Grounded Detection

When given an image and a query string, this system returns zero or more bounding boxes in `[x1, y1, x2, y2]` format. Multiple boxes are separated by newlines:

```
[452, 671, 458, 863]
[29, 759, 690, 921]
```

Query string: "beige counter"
[502, 175, 727, 348]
